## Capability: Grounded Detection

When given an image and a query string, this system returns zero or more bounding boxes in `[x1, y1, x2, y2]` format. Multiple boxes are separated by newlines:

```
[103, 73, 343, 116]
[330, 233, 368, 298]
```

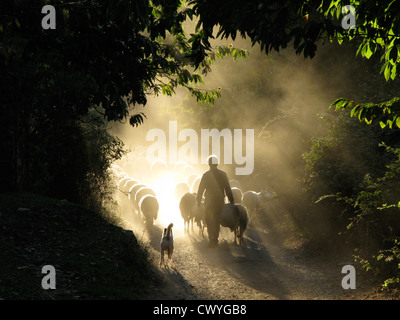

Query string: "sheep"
[111, 163, 124, 173]
[242, 190, 262, 218]
[174, 182, 190, 201]
[117, 171, 129, 179]
[128, 183, 146, 213]
[116, 176, 134, 210]
[219, 203, 249, 245]
[179, 193, 196, 234]
[190, 176, 202, 193]
[111, 163, 127, 178]
[135, 186, 156, 209]
[118, 176, 132, 192]
[182, 164, 195, 177]
[187, 174, 198, 189]
[174, 160, 187, 174]
[122, 178, 138, 193]
[229, 179, 241, 189]
[151, 159, 168, 178]
[231, 187, 243, 204]
[192, 202, 206, 237]
[172, 173, 186, 184]
[107, 167, 119, 179]
[139, 195, 159, 229]
[134, 157, 151, 182]
[242, 189, 276, 224]
[129, 183, 146, 199]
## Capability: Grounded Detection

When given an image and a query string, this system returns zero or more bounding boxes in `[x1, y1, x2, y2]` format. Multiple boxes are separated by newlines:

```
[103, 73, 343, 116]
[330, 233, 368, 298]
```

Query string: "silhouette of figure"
[196, 155, 234, 247]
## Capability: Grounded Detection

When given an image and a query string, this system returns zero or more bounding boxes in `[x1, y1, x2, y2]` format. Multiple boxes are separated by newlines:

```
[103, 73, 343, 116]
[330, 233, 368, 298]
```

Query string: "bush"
[25, 109, 125, 212]
[345, 145, 400, 290]
[303, 112, 400, 290]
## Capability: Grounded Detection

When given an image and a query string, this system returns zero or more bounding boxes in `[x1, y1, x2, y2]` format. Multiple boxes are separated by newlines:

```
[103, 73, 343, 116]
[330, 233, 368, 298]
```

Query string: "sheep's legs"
[184, 219, 189, 234]
[198, 223, 204, 237]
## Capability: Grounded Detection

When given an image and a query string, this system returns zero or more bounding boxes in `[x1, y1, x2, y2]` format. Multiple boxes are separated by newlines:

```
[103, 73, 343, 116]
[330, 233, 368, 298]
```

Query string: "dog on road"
[160, 223, 174, 267]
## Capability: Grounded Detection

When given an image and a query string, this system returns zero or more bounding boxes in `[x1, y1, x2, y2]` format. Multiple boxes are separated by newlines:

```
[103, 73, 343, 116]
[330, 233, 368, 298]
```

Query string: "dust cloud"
[107, 29, 365, 233]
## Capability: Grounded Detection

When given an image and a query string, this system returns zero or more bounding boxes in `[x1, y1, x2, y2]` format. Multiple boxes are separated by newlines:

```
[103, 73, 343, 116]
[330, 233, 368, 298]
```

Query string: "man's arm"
[196, 174, 206, 204]
[223, 172, 234, 204]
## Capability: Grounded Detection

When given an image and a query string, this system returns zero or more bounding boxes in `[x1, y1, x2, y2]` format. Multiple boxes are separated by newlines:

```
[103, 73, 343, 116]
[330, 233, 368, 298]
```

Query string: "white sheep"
[139, 195, 159, 229]
[118, 176, 132, 192]
[172, 173, 186, 184]
[107, 167, 119, 180]
[242, 189, 274, 222]
[231, 187, 243, 203]
[135, 186, 156, 208]
[134, 157, 151, 181]
[229, 179, 241, 189]
[116, 176, 134, 210]
[151, 159, 168, 178]
[190, 176, 202, 193]
[182, 164, 195, 177]
[111, 163, 123, 173]
[174, 160, 187, 174]
[242, 190, 262, 218]
[122, 178, 138, 193]
[192, 202, 206, 237]
[219, 203, 249, 245]
[128, 183, 146, 213]
[179, 193, 196, 234]
[187, 174, 198, 189]
[174, 182, 190, 201]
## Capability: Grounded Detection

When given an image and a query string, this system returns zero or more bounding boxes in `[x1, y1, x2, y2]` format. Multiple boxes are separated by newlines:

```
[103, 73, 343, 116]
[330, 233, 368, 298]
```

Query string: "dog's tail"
[167, 223, 173, 239]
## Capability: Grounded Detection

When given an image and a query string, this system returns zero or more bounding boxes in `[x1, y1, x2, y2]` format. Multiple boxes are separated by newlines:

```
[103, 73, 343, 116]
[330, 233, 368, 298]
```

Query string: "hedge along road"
[122, 212, 377, 300]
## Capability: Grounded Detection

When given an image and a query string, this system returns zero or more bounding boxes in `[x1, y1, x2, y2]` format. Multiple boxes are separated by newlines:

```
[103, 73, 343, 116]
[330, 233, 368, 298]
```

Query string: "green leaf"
[364, 44, 373, 59]
[396, 117, 400, 128]
[391, 64, 397, 80]
[384, 64, 391, 81]
[356, 42, 364, 57]
[350, 106, 358, 117]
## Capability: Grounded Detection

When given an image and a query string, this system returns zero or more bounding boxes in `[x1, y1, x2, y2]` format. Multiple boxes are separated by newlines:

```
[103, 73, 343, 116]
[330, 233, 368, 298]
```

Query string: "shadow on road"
[142, 221, 200, 300]
[188, 225, 291, 299]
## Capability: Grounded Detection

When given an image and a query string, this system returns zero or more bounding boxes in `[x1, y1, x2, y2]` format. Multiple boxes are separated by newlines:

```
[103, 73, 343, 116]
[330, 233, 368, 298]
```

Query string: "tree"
[0, 0, 245, 192]
[188, 0, 400, 128]
[3, 0, 399, 194]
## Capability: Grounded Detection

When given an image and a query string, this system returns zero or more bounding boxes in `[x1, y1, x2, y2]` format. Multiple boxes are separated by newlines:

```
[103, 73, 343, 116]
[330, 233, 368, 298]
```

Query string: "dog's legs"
[160, 248, 165, 267]
[167, 247, 173, 267]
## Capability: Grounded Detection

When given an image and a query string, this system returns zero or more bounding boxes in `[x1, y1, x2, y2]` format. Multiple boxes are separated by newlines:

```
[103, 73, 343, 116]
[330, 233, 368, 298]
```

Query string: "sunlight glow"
[150, 173, 185, 230]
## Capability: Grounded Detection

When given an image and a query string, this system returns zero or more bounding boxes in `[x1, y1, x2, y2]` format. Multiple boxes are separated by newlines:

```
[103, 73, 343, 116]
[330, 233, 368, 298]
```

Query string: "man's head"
[207, 155, 219, 168]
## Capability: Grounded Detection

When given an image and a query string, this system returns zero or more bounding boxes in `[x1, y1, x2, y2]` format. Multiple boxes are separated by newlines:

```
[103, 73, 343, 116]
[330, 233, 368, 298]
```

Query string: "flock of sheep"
[108, 158, 273, 245]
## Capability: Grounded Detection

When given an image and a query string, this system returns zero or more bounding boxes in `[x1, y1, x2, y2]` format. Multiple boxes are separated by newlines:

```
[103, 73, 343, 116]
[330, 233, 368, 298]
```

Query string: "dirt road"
[123, 216, 379, 300]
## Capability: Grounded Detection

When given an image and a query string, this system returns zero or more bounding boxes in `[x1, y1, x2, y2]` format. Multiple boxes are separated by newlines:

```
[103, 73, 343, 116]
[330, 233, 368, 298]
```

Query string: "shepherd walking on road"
[196, 155, 234, 247]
